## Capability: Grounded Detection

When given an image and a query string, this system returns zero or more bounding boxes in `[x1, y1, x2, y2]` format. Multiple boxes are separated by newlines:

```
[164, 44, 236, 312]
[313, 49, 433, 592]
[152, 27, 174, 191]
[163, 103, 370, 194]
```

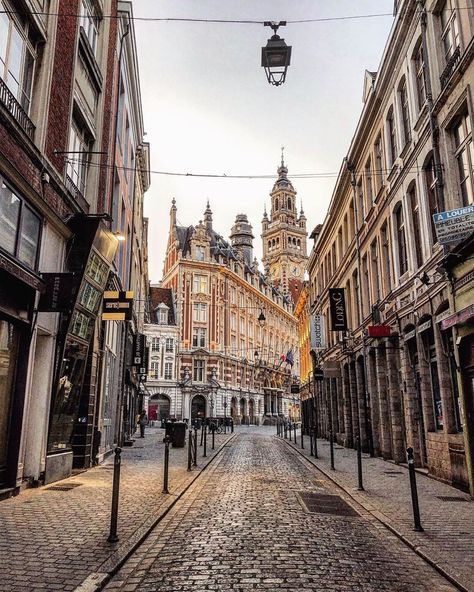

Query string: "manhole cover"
[298, 492, 359, 517]
[437, 496, 469, 502]
[383, 471, 403, 475]
[46, 483, 83, 491]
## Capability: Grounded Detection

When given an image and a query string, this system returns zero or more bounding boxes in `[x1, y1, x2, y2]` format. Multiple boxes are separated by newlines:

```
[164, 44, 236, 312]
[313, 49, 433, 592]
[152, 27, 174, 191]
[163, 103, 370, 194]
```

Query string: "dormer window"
[196, 245, 205, 261]
[156, 303, 169, 324]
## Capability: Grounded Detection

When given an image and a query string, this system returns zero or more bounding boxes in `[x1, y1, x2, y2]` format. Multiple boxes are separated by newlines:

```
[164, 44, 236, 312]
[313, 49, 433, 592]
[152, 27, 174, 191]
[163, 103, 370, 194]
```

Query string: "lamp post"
[261, 21, 292, 86]
[209, 366, 219, 419]
[222, 393, 228, 433]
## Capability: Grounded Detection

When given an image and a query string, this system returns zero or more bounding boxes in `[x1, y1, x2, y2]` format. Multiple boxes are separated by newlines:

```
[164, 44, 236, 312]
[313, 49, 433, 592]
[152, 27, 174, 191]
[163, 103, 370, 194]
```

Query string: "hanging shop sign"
[38, 273, 77, 312]
[367, 325, 392, 338]
[133, 333, 146, 366]
[323, 360, 340, 378]
[290, 383, 300, 394]
[433, 205, 474, 245]
[328, 288, 348, 331]
[102, 291, 134, 321]
[310, 314, 326, 349]
[313, 368, 324, 382]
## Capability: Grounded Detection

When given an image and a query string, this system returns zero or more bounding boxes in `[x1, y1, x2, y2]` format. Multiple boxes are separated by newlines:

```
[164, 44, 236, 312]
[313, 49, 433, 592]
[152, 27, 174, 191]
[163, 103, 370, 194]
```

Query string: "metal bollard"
[356, 436, 364, 491]
[203, 424, 207, 458]
[200, 423, 204, 446]
[231, 420, 234, 433]
[309, 428, 314, 456]
[301, 425, 304, 449]
[293, 423, 297, 444]
[162, 435, 171, 494]
[193, 427, 198, 467]
[276, 419, 279, 436]
[407, 447, 423, 532]
[313, 428, 318, 459]
[212, 425, 215, 450]
[107, 447, 122, 543]
[187, 429, 193, 471]
[329, 434, 335, 471]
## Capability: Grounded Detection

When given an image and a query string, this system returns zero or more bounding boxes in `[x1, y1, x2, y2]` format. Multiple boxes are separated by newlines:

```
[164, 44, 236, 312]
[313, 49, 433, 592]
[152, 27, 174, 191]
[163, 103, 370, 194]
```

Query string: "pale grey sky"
[134, 1, 395, 282]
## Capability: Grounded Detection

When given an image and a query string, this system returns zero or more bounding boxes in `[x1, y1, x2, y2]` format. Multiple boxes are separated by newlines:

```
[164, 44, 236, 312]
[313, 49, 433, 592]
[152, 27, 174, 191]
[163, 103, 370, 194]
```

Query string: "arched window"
[398, 76, 411, 147]
[387, 106, 398, 167]
[268, 240, 271, 250]
[424, 153, 440, 244]
[408, 182, 423, 269]
[395, 203, 408, 276]
[288, 197, 292, 209]
[412, 38, 426, 112]
[275, 198, 279, 210]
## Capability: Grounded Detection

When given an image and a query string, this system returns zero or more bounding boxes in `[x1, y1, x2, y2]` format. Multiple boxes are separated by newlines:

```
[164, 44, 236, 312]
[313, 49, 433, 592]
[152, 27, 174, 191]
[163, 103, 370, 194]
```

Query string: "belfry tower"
[261, 151, 308, 300]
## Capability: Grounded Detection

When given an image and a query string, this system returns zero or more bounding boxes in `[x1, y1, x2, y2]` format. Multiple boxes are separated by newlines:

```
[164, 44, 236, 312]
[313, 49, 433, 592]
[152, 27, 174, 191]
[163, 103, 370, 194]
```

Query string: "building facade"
[306, 0, 474, 494]
[158, 189, 300, 424]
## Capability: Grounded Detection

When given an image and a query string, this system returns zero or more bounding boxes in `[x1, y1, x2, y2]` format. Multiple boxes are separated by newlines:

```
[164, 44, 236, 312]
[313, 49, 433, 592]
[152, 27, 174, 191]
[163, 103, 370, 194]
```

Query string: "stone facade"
[306, 0, 473, 493]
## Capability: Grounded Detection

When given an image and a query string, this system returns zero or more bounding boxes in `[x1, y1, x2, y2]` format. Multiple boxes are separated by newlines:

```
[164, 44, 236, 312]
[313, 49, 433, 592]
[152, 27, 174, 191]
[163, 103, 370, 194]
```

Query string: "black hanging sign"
[329, 288, 348, 331]
[38, 273, 76, 312]
[133, 333, 146, 367]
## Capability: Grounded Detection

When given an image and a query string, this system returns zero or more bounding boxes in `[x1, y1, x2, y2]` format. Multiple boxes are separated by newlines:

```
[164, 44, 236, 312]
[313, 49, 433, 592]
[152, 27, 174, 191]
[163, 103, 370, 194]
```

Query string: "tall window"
[0, 179, 41, 269]
[408, 184, 423, 269]
[370, 240, 380, 303]
[365, 158, 373, 206]
[374, 134, 384, 192]
[387, 107, 398, 167]
[67, 117, 91, 196]
[193, 359, 205, 382]
[192, 327, 207, 348]
[381, 222, 392, 293]
[195, 245, 205, 261]
[452, 111, 474, 206]
[352, 269, 361, 325]
[159, 308, 168, 324]
[395, 204, 408, 277]
[0, 5, 36, 113]
[362, 255, 370, 318]
[193, 274, 208, 293]
[165, 337, 174, 353]
[399, 77, 411, 147]
[150, 337, 160, 352]
[80, 0, 99, 56]
[440, 0, 460, 63]
[164, 362, 173, 380]
[424, 155, 440, 242]
[413, 40, 426, 111]
[193, 302, 207, 322]
[150, 362, 159, 380]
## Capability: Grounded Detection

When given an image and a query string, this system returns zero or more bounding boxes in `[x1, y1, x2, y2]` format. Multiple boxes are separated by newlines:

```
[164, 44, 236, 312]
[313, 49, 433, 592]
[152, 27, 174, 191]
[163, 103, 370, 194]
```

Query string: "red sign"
[368, 325, 392, 338]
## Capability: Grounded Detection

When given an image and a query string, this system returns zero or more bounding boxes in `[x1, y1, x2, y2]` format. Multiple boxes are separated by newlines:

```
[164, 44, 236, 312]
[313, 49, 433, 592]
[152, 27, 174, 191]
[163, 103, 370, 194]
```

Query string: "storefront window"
[0, 319, 19, 485]
[429, 341, 443, 430]
[18, 205, 41, 268]
[0, 183, 20, 254]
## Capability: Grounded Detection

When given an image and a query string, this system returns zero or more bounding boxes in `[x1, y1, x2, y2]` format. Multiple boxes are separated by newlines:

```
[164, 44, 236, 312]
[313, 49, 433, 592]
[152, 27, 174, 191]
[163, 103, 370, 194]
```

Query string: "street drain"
[298, 492, 359, 517]
[383, 470, 403, 475]
[46, 483, 83, 491]
[437, 496, 469, 502]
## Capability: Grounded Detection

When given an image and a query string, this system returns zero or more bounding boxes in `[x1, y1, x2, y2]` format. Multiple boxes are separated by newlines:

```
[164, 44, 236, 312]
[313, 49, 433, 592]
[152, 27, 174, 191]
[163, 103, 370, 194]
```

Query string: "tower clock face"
[291, 265, 301, 277]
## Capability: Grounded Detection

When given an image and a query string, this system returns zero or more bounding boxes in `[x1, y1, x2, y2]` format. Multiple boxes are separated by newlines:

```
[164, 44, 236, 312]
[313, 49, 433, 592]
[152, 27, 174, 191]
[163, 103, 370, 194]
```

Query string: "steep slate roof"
[149, 286, 176, 325]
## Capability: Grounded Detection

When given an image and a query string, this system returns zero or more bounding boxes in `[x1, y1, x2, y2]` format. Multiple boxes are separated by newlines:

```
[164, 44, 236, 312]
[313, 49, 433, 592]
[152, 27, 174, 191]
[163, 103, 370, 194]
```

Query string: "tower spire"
[281, 146, 285, 167]
[204, 199, 213, 230]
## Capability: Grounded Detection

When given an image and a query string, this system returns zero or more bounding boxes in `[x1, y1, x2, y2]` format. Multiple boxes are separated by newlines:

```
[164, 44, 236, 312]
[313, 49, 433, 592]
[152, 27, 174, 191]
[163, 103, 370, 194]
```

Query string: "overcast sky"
[134, 1, 395, 283]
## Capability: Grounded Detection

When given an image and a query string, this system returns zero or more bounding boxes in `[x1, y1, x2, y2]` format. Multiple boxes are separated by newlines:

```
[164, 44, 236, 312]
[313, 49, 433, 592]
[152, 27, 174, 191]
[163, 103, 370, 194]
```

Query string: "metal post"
[301, 424, 304, 449]
[107, 447, 122, 543]
[293, 422, 297, 444]
[356, 436, 364, 491]
[212, 425, 215, 450]
[313, 427, 318, 459]
[309, 428, 314, 456]
[231, 419, 234, 433]
[203, 424, 207, 458]
[162, 435, 171, 494]
[200, 422, 204, 446]
[407, 447, 424, 532]
[193, 427, 198, 467]
[327, 380, 335, 470]
[187, 429, 193, 471]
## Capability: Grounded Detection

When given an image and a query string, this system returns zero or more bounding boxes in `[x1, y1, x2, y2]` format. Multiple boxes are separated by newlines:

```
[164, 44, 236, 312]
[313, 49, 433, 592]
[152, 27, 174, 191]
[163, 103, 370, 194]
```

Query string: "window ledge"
[387, 162, 399, 183]
[399, 139, 412, 160]
[413, 103, 429, 132]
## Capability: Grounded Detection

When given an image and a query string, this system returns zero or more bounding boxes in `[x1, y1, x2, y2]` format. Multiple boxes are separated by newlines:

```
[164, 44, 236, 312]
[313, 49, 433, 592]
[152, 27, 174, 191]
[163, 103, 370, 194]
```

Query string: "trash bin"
[171, 421, 186, 448]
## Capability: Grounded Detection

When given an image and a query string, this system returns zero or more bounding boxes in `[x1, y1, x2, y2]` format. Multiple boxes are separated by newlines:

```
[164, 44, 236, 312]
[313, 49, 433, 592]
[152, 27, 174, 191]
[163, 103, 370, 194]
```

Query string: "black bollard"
[107, 447, 122, 543]
[309, 428, 314, 456]
[313, 427, 318, 459]
[203, 424, 207, 458]
[187, 429, 193, 471]
[356, 436, 364, 491]
[301, 425, 304, 449]
[162, 435, 171, 494]
[200, 423, 204, 446]
[212, 424, 215, 450]
[294, 423, 297, 444]
[193, 427, 198, 467]
[276, 419, 279, 436]
[407, 447, 423, 532]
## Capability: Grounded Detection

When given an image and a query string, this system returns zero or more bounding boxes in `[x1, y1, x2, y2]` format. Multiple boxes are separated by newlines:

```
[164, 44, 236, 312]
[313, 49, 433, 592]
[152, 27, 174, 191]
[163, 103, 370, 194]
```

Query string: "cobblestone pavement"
[0, 426, 233, 592]
[283, 430, 474, 592]
[104, 428, 457, 592]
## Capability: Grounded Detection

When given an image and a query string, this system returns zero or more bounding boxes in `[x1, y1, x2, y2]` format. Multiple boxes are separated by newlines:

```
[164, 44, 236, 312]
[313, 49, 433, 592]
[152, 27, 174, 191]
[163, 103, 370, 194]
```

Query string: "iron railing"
[0, 77, 35, 140]
[440, 46, 461, 89]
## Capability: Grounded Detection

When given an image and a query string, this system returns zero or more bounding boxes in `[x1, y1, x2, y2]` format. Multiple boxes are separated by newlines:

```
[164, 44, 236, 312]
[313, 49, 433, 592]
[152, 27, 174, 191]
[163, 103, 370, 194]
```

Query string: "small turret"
[204, 200, 213, 231]
[170, 198, 177, 227]
[230, 214, 254, 266]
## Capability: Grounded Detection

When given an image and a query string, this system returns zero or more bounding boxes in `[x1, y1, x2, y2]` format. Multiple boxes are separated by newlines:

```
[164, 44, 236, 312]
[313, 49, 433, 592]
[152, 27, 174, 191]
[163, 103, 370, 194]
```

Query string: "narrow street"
[104, 430, 456, 592]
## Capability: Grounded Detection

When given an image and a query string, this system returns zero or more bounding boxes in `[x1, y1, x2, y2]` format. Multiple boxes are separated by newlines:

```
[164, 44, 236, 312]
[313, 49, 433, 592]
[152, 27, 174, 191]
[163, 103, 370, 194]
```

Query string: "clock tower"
[262, 153, 308, 301]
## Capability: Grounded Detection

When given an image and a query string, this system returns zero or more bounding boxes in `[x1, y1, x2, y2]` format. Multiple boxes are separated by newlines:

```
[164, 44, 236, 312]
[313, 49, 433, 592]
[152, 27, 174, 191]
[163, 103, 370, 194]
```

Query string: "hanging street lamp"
[258, 309, 266, 327]
[261, 21, 292, 86]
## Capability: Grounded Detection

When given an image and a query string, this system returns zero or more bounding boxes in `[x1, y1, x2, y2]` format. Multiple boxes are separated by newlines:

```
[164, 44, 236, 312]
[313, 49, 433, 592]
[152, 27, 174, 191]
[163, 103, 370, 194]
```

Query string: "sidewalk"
[282, 430, 474, 592]
[0, 426, 234, 592]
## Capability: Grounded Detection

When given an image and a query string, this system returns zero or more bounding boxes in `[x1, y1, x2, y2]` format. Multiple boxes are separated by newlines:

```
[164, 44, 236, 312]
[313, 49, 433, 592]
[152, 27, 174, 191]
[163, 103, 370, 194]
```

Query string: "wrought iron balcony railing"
[0, 77, 35, 140]
[440, 46, 461, 90]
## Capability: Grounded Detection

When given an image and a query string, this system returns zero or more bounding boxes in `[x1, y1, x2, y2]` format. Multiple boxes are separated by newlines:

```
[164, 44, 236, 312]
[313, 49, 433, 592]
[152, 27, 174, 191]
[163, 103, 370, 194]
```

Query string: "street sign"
[433, 205, 474, 245]
[328, 288, 348, 331]
[102, 291, 134, 321]
[368, 325, 391, 338]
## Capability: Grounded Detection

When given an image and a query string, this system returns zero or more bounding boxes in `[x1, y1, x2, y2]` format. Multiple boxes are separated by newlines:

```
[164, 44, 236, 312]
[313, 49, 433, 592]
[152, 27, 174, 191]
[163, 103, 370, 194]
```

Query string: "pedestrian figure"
[137, 410, 148, 438]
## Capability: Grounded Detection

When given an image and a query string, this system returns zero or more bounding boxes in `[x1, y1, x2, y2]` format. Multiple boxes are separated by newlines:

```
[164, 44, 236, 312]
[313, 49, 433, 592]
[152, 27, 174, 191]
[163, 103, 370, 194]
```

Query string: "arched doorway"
[240, 398, 246, 422]
[230, 397, 237, 418]
[191, 395, 206, 419]
[149, 394, 171, 422]
[248, 399, 254, 423]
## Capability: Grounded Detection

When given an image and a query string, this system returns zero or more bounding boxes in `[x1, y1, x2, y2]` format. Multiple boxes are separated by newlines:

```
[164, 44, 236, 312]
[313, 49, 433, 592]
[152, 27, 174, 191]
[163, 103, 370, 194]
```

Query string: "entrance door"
[150, 394, 171, 421]
[248, 399, 254, 423]
[191, 395, 206, 419]
[0, 318, 19, 486]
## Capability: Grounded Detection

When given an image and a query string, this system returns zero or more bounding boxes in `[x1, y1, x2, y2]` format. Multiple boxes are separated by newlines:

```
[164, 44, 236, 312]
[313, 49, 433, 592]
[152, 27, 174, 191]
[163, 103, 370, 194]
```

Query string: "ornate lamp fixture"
[261, 21, 292, 86]
[258, 309, 266, 327]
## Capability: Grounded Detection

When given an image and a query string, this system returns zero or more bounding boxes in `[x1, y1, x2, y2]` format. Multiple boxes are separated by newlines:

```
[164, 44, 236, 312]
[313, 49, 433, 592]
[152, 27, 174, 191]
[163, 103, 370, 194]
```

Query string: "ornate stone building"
[306, 0, 474, 494]
[159, 188, 300, 424]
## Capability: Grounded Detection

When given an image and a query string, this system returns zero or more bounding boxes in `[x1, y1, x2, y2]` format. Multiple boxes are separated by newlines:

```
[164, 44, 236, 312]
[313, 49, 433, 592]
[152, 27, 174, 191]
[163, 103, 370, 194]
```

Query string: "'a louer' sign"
[433, 205, 474, 245]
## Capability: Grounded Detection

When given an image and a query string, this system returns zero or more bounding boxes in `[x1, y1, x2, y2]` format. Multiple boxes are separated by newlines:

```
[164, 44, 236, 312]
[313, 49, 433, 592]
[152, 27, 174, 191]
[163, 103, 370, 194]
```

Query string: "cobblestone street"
[104, 429, 458, 592]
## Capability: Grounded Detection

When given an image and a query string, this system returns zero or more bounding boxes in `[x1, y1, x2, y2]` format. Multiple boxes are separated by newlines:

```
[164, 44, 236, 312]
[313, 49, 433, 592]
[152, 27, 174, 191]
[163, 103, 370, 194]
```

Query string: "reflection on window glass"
[71, 310, 90, 340]
[18, 206, 40, 268]
[79, 281, 101, 313]
[0, 182, 20, 254]
[86, 252, 108, 286]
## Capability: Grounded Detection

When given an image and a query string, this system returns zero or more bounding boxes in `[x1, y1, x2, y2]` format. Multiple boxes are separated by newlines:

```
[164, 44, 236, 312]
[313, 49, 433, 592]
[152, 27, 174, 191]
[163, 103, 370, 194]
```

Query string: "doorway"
[149, 394, 171, 421]
[0, 318, 19, 487]
[191, 395, 206, 419]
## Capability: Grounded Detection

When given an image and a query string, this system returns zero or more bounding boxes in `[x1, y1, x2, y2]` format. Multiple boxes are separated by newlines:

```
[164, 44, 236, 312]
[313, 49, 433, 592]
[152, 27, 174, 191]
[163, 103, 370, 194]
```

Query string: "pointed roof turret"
[204, 200, 213, 230]
[170, 198, 177, 227]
